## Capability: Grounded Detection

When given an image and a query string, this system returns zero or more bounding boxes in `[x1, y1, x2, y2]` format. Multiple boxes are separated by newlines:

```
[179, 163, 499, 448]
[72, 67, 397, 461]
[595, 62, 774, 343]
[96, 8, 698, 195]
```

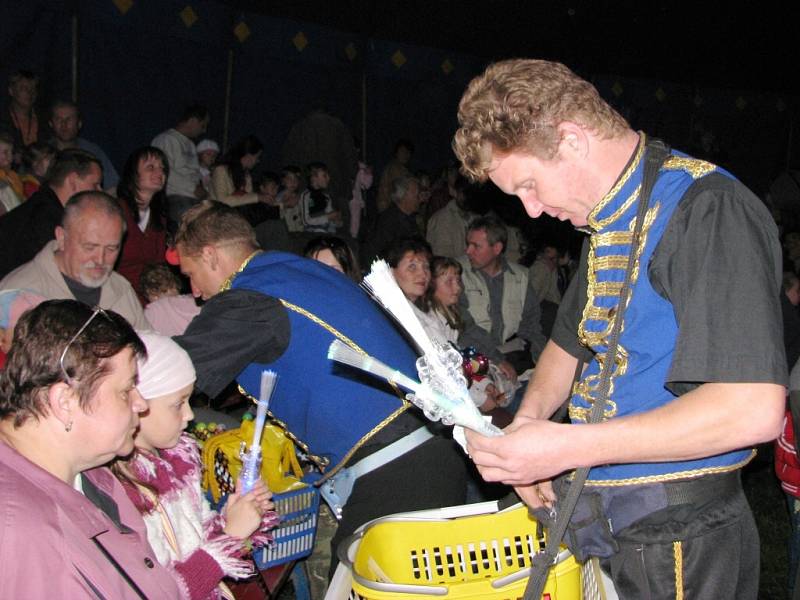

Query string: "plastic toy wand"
[239, 370, 277, 493]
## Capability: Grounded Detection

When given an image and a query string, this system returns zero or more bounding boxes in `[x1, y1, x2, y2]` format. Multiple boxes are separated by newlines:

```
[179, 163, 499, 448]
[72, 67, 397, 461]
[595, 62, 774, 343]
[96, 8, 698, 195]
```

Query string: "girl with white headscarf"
[113, 332, 277, 600]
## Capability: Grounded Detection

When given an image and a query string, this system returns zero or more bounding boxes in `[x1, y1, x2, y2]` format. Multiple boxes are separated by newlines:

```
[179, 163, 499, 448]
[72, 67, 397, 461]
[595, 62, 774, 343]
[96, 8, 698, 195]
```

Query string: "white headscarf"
[136, 331, 196, 400]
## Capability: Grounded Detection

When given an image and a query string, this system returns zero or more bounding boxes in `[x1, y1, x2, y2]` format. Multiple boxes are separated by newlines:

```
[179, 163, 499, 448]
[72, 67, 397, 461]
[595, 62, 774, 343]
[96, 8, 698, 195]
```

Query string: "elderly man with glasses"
[0, 191, 150, 330]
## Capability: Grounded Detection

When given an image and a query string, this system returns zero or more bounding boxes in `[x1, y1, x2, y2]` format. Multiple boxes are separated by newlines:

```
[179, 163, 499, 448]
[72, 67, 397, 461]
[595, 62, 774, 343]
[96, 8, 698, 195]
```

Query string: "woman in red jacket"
[116, 146, 169, 304]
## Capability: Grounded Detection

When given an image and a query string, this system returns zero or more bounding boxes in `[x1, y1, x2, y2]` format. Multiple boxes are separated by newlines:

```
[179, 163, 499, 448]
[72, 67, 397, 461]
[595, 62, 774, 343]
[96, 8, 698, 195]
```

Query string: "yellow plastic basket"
[337, 502, 582, 599]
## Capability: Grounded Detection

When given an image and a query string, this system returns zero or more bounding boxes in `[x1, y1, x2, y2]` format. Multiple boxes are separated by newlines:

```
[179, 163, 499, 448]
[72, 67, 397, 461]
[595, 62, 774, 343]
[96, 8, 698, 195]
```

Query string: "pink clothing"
[0, 440, 186, 599]
[120, 435, 278, 600]
[145, 294, 201, 336]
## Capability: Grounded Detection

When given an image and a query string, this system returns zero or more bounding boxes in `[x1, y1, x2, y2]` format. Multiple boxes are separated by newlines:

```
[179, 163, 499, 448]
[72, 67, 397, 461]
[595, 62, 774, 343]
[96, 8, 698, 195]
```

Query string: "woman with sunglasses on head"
[0, 300, 186, 599]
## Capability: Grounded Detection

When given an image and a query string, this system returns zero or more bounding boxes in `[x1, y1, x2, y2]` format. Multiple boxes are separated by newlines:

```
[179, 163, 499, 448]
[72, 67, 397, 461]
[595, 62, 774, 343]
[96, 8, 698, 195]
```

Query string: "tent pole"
[223, 49, 234, 152]
[361, 71, 367, 163]
[71, 12, 78, 102]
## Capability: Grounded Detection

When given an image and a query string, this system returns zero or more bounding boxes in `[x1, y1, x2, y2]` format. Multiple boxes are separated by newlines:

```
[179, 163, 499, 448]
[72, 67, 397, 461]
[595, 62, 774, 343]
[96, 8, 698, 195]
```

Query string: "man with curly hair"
[458, 59, 786, 599]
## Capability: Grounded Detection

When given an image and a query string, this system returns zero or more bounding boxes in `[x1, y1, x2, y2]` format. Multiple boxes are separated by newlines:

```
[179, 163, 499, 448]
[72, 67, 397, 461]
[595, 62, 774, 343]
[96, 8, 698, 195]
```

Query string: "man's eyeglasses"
[59, 307, 108, 385]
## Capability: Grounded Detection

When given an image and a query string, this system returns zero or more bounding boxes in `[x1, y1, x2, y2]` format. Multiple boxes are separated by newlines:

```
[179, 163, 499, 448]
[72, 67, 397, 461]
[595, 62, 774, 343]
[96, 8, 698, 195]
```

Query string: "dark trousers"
[599, 478, 759, 599]
[328, 436, 467, 579]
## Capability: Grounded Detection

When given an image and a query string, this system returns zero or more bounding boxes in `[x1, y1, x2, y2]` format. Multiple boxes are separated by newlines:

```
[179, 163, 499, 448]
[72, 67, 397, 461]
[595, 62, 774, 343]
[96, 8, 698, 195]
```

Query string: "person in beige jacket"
[0, 191, 150, 330]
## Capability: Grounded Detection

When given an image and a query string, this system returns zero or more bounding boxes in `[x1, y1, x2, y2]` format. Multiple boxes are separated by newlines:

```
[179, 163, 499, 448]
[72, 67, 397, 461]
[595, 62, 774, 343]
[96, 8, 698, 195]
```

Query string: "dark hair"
[420, 256, 464, 331]
[381, 236, 432, 268]
[8, 70, 38, 86]
[178, 104, 209, 124]
[256, 171, 280, 189]
[118, 146, 168, 231]
[394, 139, 415, 155]
[44, 148, 102, 188]
[49, 99, 80, 121]
[306, 162, 328, 177]
[0, 300, 145, 428]
[21, 141, 56, 173]
[467, 215, 508, 253]
[303, 236, 361, 281]
[784, 271, 799, 293]
[281, 165, 302, 178]
[221, 135, 263, 193]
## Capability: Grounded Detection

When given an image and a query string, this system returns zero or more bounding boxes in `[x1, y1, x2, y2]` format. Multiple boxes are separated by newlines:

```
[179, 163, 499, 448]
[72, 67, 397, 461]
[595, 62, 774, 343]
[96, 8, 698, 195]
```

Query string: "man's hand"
[515, 480, 556, 510]
[465, 418, 570, 485]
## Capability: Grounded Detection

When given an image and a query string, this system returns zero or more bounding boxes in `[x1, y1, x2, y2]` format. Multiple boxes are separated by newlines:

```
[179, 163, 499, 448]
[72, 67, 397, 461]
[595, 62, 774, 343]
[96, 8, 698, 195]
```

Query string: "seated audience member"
[0, 300, 184, 598]
[363, 175, 423, 265]
[303, 235, 361, 281]
[0, 131, 24, 207]
[277, 165, 303, 233]
[48, 99, 119, 190]
[425, 174, 474, 258]
[20, 141, 55, 198]
[300, 162, 341, 233]
[113, 331, 276, 598]
[0, 289, 45, 369]
[0, 70, 42, 153]
[458, 215, 545, 375]
[211, 135, 269, 207]
[0, 191, 150, 330]
[0, 148, 103, 278]
[116, 147, 169, 303]
[140, 264, 200, 336]
[170, 202, 466, 574]
[151, 104, 210, 231]
[376, 139, 413, 213]
[196, 138, 219, 197]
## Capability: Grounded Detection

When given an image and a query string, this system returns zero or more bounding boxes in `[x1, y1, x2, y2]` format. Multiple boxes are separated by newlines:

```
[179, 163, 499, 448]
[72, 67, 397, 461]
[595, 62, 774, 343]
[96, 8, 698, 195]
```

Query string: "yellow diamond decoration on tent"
[113, 0, 133, 15]
[293, 31, 308, 52]
[234, 22, 250, 43]
[611, 81, 623, 97]
[441, 59, 454, 74]
[391, 50, 407, 68]
[345, 42, 357, 61]
[179, 5, 198, 28]
[735, 96, 747, 110]
[654, 88, 666, 102]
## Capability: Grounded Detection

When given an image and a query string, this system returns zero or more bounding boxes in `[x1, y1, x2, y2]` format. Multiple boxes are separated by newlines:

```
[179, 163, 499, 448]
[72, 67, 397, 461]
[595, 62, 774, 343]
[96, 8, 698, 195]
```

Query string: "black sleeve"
[550, 236, 594, 362]
[174, 288, 291, 398]
[648, 173, 788, 394]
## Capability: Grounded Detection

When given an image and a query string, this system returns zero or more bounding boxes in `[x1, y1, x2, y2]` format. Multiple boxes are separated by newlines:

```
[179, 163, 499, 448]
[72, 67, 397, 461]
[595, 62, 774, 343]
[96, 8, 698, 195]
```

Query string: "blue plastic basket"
[255, 484, 321, 569]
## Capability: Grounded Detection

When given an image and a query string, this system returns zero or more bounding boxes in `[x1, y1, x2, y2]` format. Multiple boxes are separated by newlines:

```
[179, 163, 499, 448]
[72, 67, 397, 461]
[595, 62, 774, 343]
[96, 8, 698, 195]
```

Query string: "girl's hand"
[222, 480, 274, 539]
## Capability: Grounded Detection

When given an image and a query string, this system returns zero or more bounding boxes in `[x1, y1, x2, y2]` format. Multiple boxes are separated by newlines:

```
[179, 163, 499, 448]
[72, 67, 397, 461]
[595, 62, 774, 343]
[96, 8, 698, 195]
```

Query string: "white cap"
[196, 139, 220, 154]
[136, 331, 196, 400]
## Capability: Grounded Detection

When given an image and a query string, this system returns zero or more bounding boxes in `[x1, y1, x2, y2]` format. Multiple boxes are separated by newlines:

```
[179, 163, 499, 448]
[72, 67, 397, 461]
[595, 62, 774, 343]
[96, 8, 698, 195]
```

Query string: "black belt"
[663, 469, 741, 506]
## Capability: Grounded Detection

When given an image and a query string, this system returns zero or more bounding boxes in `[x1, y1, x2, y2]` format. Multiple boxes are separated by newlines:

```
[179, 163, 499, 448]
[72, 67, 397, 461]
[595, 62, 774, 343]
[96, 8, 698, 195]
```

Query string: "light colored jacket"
[0, 240, 151, 330]
[426, 199, 473, 258]
[458, 256, 528, 343]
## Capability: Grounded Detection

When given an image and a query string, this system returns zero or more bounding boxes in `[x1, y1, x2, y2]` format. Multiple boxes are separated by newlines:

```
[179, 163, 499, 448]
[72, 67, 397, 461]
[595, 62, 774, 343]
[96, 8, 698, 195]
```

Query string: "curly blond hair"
[453, 59, 629, 182]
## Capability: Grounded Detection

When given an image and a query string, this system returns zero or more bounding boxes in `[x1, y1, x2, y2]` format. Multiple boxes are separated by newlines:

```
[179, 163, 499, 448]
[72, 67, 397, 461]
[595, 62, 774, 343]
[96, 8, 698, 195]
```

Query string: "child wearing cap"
[113, 332, 277, 599]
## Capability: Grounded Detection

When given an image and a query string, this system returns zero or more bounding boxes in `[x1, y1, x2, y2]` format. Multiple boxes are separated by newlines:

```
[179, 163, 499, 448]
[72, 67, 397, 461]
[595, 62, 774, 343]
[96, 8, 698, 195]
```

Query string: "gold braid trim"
[582, 450, 755, 486]
[590, 185, 641, 231]
[673, 541, 684, 600]
[220, 250, 263, 292]
[587, 132, 646, 230]
[662, 156, 716, 179]
[276, 299, 409, 484]
[575, 201, 660, 420]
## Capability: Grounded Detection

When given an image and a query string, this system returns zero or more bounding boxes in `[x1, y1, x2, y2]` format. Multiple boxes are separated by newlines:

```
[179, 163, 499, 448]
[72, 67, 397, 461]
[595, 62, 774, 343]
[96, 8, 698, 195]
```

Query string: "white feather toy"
[344, 259, 503, 437]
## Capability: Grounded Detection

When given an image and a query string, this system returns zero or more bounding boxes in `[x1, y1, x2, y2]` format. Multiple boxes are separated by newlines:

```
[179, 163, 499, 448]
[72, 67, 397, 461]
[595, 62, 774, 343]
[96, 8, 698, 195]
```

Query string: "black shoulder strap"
[523, 137, 670, 599]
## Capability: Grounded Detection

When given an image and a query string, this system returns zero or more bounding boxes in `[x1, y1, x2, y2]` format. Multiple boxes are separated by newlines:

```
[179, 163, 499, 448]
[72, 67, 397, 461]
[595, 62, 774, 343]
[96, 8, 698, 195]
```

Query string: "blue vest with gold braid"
[231, 251, 419, 477]
[571, 135, 753, 485]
